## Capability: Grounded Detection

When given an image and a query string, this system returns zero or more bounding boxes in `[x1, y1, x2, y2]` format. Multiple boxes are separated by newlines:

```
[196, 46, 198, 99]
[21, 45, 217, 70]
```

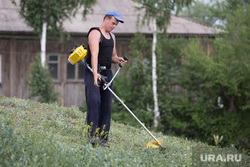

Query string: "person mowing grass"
[84, 11, 127, 147]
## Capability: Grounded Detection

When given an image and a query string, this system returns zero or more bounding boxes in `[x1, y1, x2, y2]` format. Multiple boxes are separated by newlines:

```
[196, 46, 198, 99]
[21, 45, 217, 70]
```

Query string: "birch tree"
[152, 17, 159, 127]
[135, 0, 193, 128]
[11, 0, 96, 103]
[12, 0, 96, 67]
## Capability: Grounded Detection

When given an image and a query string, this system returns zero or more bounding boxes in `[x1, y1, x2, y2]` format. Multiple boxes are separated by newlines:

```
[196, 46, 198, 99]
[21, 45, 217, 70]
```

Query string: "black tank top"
[86, 27, 114, 69]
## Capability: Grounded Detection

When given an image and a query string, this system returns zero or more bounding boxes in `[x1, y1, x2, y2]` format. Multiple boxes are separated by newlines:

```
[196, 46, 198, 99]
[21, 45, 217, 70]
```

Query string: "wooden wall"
[0, 38, 11, 96]
[0, 34, 130, 108]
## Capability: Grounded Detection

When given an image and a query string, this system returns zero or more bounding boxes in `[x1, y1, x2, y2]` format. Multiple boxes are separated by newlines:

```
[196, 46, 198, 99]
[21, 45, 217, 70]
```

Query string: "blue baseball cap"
[105, 11, 124, 23]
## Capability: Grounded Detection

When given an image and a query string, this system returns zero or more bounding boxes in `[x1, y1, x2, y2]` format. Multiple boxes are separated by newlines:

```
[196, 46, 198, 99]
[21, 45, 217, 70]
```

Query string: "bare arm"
[111, 33, 127, 66]
[88, 30, 101, 87]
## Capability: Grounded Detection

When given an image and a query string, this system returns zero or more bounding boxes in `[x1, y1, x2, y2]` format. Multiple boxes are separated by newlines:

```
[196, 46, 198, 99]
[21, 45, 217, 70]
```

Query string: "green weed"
[0, 96, 249, 166]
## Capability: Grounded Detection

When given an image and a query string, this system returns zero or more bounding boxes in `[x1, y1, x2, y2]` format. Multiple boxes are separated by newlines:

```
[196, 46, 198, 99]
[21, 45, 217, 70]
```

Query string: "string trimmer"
[86, 57, 163, 149]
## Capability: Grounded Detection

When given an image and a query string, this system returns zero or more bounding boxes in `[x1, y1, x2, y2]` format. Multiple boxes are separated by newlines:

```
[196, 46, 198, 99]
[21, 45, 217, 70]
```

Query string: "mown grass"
[0, 95, 249, 166]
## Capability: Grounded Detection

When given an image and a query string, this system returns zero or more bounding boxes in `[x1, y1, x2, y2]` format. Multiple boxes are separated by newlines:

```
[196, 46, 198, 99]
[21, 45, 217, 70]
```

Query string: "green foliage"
[135, 0, 193, 31]
[0, 122, 23, 166]
[0, 122, 115, 167]
[11, 0, 96, 36]
[27, 54, 58, 103]
[175, 1, 250, 148]
[210, 0, 249, 28]
[179, 0, 218, 26]
[3, 96, 246, 166]
[112, 33, 154, 128]
[155, 36, 190, 134]
[112, 0, 250, 150]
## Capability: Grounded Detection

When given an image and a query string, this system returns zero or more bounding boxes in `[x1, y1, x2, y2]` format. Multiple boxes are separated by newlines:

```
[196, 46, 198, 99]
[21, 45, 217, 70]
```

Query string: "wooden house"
[0, 0, 220, 107]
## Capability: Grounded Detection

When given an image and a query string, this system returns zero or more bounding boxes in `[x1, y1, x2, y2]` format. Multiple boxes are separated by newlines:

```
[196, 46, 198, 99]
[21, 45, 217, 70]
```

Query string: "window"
[67, 60, 85, 80]
[67, 62, 75, 79]
[47, 55, 59, 80]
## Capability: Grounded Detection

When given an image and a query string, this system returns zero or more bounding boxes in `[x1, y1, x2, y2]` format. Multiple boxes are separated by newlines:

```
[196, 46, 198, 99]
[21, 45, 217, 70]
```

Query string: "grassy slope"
[0, 95, 248, 166]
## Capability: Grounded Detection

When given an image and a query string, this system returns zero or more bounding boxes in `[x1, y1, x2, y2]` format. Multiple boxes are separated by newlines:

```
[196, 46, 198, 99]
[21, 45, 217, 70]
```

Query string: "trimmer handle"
[97, 75, 108, 86]
[119, 56, 128, 67]
[123, 56, 128, 61]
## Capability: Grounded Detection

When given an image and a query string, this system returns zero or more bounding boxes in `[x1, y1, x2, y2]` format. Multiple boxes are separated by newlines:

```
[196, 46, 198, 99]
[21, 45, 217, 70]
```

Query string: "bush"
[27, 54, 58, 103]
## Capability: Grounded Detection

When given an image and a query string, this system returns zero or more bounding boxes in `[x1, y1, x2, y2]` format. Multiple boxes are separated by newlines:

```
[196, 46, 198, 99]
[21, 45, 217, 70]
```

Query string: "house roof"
[0, 0, 221, 36]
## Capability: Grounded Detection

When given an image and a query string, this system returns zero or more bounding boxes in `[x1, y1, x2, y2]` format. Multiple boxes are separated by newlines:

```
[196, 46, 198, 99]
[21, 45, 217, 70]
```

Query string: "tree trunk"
[41, 22, 47, 68]
[152, 17, 159, 128]
[223, 91, 235, 113]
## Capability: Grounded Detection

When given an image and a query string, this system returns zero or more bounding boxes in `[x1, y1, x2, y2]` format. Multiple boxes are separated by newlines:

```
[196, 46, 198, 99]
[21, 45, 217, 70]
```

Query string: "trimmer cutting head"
[145, 138, 164, 149]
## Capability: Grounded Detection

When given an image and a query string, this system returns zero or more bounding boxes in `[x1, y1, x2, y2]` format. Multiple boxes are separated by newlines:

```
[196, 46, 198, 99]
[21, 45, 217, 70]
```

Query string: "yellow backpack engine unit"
[68, 45, 87, 65]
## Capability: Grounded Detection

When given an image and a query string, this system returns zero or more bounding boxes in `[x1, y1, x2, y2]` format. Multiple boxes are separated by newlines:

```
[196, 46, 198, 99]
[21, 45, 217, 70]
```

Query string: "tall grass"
[0, 96, 249, 166]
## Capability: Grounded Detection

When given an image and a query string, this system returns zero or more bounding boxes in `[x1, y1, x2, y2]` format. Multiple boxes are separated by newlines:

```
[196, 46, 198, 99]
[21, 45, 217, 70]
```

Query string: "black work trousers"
[84, 67, 113, 143]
